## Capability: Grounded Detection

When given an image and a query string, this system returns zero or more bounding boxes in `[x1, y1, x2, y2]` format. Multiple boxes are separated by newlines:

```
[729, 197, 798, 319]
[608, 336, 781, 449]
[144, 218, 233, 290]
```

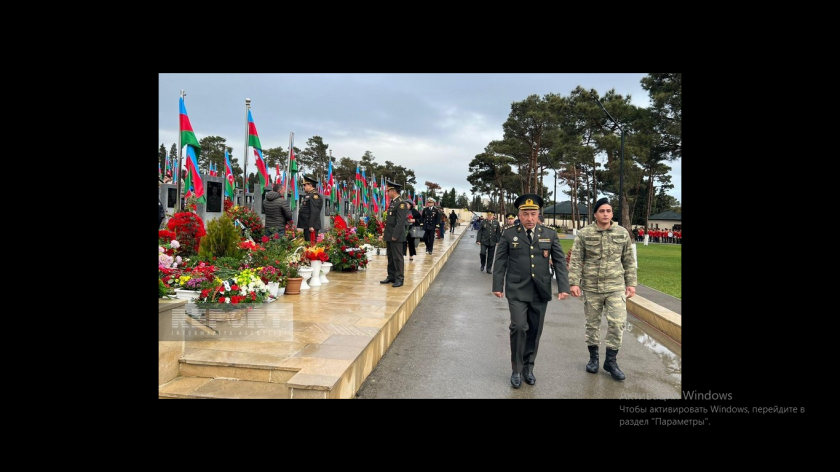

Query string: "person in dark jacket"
[449, 210, 458, 235]
[298, 174, 323, 242]
[404, 200, 422, 261]
[263, 183, 294, 240]
[159, 178, 166, 229]
[421, 198, 441, 254]
[381, 180, 409, 287]
[492, 194, 570, 389]
[476, 211, 501, 273]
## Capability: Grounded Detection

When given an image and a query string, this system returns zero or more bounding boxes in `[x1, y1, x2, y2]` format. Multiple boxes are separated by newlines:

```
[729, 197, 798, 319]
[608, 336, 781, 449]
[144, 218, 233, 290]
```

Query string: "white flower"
[159, 246, 165, 253]
[176, 256, 183, 263]
[225, 298, 231, 304]
[170, 240, 180, 249]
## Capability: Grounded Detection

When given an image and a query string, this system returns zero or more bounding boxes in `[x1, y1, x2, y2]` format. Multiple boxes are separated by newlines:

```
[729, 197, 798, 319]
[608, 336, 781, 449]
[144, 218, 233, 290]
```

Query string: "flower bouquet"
[304, 246, 329, 263]
[225, 205, 265, 241]
[324, 228, 369, 272]
[195, 268, 268, 309]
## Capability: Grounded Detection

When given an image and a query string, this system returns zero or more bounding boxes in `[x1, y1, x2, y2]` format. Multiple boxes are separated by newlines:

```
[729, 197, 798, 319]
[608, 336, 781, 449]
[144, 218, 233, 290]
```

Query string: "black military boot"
[586, 345, 599, 373]
[603, 348, 625, 381]
[480, 254, 486, 272]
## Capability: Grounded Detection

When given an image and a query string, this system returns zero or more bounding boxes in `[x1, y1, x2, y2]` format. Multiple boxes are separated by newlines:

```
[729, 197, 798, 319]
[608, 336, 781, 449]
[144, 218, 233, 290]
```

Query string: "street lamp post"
[594, 98, 625, 228]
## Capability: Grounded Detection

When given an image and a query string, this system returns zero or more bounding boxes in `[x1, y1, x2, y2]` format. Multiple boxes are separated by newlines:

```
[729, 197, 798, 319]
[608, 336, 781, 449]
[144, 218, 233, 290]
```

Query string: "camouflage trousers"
[582, 290, 626, 350]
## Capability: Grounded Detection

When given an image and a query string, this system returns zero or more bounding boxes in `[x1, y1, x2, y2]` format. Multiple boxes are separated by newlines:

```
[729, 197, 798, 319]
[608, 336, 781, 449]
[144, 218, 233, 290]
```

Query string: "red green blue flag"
[179, 97, 204, 202]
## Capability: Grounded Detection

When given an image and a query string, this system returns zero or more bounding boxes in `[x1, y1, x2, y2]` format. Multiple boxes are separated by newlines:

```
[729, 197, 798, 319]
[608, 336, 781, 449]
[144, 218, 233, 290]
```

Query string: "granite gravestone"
[206, 181, 223, 213]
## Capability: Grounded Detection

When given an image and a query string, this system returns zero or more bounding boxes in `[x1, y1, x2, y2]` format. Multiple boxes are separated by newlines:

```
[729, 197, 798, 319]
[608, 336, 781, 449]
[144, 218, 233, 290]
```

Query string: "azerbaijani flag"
[247, 109, 269, 194]
[184, 145, 204, 203]
[180, 97, 201, 161]
[224, 149, 235, 199]
[327, 159, 335, 208]
[179, 97, 204, 202]
[289, 147, 298, 211]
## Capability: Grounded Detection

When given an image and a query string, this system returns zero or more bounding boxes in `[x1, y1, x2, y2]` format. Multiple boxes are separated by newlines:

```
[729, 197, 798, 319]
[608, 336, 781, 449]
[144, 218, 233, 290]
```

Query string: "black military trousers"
[423, 229, 435, 252]
[507, 298, 548, 374]
[480, 244, 495, 270]
[386, 241, 405, 282]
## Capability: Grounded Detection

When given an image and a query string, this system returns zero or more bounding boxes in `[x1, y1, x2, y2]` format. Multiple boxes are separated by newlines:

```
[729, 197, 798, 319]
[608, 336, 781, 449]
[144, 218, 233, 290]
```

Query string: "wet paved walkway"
[355, 228, 682, 399]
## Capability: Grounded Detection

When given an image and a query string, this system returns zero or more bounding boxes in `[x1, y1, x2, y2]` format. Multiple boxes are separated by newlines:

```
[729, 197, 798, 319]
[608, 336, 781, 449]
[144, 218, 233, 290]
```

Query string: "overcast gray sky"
[158, 73, 680, 203]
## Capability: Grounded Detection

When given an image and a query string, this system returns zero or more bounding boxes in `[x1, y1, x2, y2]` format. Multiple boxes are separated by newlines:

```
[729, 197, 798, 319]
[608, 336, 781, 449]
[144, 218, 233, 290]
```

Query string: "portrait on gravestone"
[344, 200, 350, 214]
[207, 181, 222, 212]
[167, 188, 176, 208]
[261, 187, 268, 214]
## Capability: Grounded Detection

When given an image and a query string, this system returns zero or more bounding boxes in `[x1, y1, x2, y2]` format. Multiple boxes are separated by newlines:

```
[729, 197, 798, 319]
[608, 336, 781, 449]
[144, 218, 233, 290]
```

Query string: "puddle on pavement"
[626, 315, 681, 388]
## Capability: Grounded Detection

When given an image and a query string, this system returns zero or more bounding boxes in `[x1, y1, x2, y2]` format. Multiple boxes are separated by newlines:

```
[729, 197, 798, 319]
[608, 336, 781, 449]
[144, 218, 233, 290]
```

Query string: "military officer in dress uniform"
[380, 180, 409, 288]
[476, 210, 502, 273]
[503, 212, 517, 230]
[421, 197, 441, 254]
[297, 174, 323, 243]
[492, 194, 570, 389]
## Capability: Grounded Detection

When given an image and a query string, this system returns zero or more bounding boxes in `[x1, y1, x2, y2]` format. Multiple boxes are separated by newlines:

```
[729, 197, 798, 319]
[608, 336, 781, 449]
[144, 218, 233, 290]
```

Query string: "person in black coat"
[263, 183, 294, 239]
[297, 174, 323, 242]
[492, 194, 570, 389]
[420, 197, 441, 254]
[381, 181, 408, 287]
[449, 210, 458, 235]
[159, 178, 166, 229]
[404, 200, 422, 261]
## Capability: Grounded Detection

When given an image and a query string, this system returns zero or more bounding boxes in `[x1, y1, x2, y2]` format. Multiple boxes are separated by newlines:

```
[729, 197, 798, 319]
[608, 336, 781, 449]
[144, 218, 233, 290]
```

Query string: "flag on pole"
[289, 146, 298, 212]
[179, 97, 204, 202]
[327, 158, 337, 208]
[248, 110, 269, 195]
[224, 149, 235, 199]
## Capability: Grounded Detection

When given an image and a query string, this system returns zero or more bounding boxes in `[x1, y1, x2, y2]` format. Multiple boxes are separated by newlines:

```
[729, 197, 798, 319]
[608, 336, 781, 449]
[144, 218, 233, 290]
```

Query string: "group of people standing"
[491, 195, 637, 389]
[262, 174, 323, 242]
[634, 227, 681, 244]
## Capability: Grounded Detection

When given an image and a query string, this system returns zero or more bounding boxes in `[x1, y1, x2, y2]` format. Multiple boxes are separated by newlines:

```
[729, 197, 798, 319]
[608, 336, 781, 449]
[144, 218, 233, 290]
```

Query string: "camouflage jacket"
[568, 222, 637, 293]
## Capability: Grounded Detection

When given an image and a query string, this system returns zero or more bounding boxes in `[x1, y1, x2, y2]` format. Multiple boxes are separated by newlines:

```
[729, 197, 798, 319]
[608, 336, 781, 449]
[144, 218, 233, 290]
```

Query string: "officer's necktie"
[526, 229, 533, 244]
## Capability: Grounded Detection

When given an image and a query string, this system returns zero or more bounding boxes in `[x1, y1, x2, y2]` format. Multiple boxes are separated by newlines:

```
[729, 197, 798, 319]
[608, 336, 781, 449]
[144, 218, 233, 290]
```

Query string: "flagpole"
[244, 98, 251, 208]
[177, 90, 185, 212]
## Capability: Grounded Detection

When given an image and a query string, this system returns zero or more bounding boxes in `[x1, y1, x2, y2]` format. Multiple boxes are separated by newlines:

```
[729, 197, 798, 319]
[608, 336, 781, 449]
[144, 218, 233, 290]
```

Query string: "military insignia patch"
[513, 237, 518, 241]
[313, 195, 319, 199]
[400, 203, 406, 209]
[543, 250, 549, 258]
[539, 238, 550, 243]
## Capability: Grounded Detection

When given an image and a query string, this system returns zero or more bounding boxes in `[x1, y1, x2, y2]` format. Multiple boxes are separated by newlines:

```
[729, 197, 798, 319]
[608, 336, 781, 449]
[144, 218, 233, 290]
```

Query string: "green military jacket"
[568, 222, 637, 293]
[383, 196, 409, 243]
[477, 219, 502, 246]
[492, 223, 570, 303]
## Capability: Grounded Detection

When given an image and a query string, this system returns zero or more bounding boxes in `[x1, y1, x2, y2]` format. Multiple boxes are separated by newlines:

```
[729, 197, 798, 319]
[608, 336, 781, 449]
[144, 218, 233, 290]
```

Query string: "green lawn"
[558, 239, 681, 299]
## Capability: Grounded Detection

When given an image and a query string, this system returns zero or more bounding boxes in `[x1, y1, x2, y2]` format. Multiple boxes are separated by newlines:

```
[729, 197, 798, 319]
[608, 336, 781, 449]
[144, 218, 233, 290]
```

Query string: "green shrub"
[198, 215, 243, 260]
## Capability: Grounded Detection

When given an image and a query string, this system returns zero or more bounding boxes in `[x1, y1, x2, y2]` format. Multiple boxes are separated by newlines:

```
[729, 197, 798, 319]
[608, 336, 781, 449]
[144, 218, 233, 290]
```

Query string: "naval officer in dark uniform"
[380, 180, 409, 288]
[298, 174, 323, 243]
[492, 194, 570, 388]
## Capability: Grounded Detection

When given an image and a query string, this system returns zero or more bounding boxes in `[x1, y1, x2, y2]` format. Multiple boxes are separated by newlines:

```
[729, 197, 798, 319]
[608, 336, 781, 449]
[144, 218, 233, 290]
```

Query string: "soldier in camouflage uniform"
[476, 211, 502, 273]
[568, 198, 637, 381]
